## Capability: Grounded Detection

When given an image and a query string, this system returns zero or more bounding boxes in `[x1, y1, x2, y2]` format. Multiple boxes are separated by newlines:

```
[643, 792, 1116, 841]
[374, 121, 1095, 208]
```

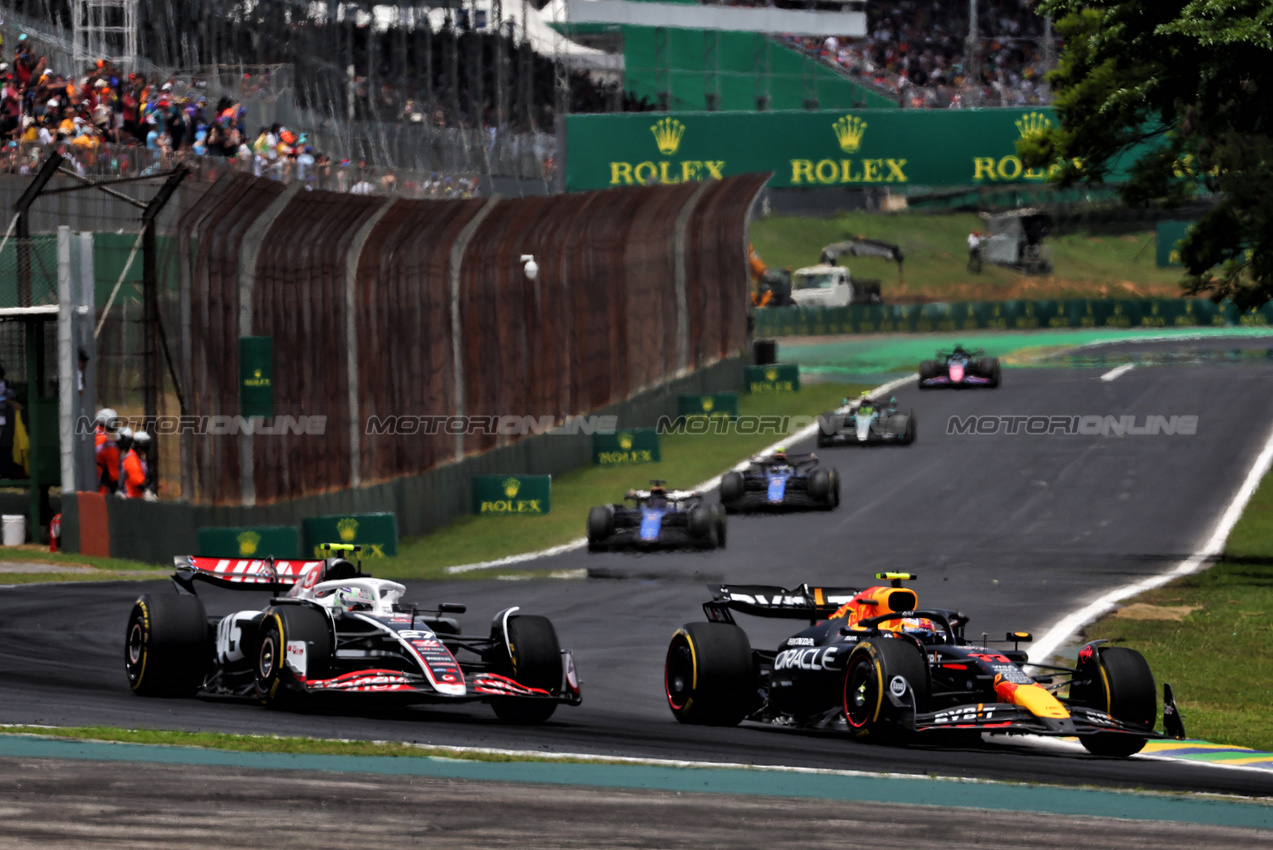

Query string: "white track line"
[1028, 418, 1273, 664]
[1100, 363, 1136, 382]
[446, 373, 918, 574]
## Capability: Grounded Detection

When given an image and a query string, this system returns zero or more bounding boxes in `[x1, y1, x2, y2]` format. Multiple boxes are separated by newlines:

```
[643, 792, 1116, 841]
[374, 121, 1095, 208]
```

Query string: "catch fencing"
[179, 171, 766, 505]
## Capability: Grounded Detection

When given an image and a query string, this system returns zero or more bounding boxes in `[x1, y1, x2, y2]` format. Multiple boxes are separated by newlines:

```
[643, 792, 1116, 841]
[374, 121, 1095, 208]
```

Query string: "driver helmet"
[897, 616, 943, 643]
[648, 484, 668, 507]
[335, 585, 373, 612]
[772, 445, 788, 463]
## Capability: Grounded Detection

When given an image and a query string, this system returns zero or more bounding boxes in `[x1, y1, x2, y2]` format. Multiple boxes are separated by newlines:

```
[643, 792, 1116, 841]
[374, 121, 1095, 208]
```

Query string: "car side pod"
[1163, 683, 1187, 739]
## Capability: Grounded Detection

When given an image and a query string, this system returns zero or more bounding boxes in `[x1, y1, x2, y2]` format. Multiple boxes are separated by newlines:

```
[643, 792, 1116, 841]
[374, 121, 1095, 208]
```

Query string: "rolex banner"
[473, 475, 552, 516]
[198, 526, 300, 559]
[677, 392, 740, 421]
[744, 364, 800, 393]
[565, 108, 1136, 192]
[593, 428, 661, 466]
[302, 513, 399, 558]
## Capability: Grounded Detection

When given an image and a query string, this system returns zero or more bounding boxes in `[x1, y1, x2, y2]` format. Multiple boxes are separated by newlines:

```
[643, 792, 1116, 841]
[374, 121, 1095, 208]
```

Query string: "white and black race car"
[125, 544, 581, 722]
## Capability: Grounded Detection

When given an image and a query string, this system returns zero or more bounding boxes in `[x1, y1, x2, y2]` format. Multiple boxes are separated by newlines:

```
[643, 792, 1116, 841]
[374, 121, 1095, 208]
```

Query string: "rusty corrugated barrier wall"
[178, 172, 768, 505]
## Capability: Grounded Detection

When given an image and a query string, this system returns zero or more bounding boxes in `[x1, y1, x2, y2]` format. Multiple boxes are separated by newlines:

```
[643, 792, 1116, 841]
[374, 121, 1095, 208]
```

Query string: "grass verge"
[1082, 468, 1273, 752]
[0, 547, 165, 582]
[382, 381, 867, 581]
[0, 725, 623, 764]
[750, 211, 1184, 303]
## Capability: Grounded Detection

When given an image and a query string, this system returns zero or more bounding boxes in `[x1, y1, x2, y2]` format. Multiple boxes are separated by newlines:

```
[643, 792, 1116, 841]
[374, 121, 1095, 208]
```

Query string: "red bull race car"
[125, 544, 581, 722]
[664, 573, 1185, 756]
[919, 345, 1001, 389]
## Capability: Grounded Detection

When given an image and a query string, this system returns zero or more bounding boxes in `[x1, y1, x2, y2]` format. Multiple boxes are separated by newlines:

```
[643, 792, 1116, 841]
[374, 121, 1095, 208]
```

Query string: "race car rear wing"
[704, 584, 861, 624]
[172, 555, 327, 594]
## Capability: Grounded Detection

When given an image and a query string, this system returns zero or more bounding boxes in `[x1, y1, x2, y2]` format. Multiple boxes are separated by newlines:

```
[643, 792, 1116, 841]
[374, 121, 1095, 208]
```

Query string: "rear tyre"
[125, 593, 210, 697]
[665, 622, 755, 726]
[918, 360, 936, 388]
[983, 357, 1002, 388]
[1071, 646, 1156, 757]
[719, 471, 744, 507]
[843, 637, 930, 741]
[491, 615, 563, 723]
[901, 413, 916, 445]
[256, 605, 333, 710]
[828, 469, 841, 508]
[586, 506, 612, 552]
[711, 504, 727, 549]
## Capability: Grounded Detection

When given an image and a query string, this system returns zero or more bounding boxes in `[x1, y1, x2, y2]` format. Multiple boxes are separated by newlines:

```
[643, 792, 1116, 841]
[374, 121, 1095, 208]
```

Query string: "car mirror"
[438, 602, 467, 614]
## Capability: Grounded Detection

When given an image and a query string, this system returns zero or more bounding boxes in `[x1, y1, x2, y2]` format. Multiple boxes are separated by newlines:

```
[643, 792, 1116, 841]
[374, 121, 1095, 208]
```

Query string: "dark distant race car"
[718, 451, 840, 513]
[919, 345, 1001, 389]
[818, 392, 916, 447]
[664, 573, 1186, 757]
[587, 482, 726, 552]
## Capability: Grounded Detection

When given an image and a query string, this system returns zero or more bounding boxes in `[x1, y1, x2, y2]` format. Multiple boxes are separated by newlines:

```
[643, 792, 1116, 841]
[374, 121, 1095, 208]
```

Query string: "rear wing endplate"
[704, 583, 860, 624]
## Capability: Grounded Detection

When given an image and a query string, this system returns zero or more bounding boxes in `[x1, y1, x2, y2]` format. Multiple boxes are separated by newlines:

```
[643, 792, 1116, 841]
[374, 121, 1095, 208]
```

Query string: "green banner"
[198, 526, 300, 559]
[240, 336, 273, 419]
[744, 364, 800, 393]
[472, 475, 552, 515]
[565, 108, 1127, 192]
[1157, 220, 1192, 267]
[752, 298, 1271, 336]
[677, 392, 740, 420]
[301, 513, 399, 558]
[593, 428, 661, 466]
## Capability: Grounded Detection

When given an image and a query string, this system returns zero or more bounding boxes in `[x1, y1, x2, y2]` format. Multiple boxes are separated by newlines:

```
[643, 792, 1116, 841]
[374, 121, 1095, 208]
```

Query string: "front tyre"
[843, 637, 930, 741]
[1071, 645, 1156, 757]
[719, 471, 744, 510]
[587, 506, 613, 552]
[256, 605, 333, 710]
[665, 622, 755, 726]
[491, 615, 563, 723]
[125, 593, 210, 697]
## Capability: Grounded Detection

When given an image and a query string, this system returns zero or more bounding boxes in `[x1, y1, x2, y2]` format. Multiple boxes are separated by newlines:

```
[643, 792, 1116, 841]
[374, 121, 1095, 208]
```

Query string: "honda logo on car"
[774, 645, 842, 671]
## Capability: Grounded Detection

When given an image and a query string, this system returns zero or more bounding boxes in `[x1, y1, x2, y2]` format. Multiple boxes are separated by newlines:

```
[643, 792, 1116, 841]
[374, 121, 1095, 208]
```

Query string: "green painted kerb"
[0, 736, 1269, 830]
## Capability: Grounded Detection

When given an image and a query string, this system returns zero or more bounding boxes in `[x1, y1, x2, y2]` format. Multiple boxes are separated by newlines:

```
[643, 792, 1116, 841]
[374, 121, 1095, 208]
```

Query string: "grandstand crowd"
[0, 32, 481, 197]
[788, 0, 1052, 107]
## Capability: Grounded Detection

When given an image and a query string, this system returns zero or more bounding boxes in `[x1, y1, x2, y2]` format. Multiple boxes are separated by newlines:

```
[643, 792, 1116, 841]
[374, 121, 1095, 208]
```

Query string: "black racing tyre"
[587, 506, 612, 548]
[720, 471, 744, 505]
[125, 593, 210, 697]
[665, 622, 755, 725]
[491, 615, 563, 723]
[1071, 646, 1156, 757]
[918, 360, 936, 388]
[808, 468, 832, 505]
[901, 412, 916, 445]
[256, 605, 333, 709]
[711, 504, 727, 549]
[843, 637, 930, 740]
[827, 469, 841, 508]
[687, 505, 714, 541]
[984, 357, 1002, 388]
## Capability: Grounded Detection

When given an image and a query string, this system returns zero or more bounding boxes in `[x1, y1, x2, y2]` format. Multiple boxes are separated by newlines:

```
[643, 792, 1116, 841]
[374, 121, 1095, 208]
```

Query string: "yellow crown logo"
[237, 530, 260, 556]
[503, 477, 521, 498]
[701, 397, 714, 412]
[1015, 111, 1052, 141]
[650, 118, 686, 156]
[832, 115, 867, 154]
[253, 369, 262, 378]
[337, 517, 359, 542]
[618, 432, 633, 450]
[765, 368, 778, 381]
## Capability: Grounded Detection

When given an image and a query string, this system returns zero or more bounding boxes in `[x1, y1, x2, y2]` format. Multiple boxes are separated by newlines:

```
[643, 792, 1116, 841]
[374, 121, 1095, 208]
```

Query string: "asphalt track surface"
[3, 337, 1273, 799]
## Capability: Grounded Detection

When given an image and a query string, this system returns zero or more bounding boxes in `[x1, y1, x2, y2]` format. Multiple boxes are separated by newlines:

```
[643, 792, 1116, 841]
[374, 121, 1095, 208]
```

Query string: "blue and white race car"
[919, 345, 1001, 389]
[719, 451, 840, 513]
[587, 482, 726, 552]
